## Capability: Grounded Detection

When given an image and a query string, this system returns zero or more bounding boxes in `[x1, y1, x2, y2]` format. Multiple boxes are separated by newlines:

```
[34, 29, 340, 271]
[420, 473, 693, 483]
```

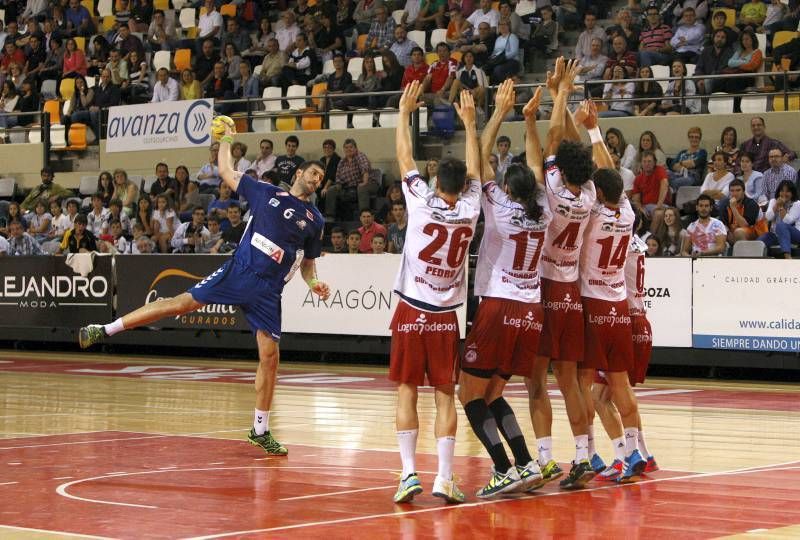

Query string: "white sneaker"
[515, 460, 546, 492]
[432, 474, 465, 504]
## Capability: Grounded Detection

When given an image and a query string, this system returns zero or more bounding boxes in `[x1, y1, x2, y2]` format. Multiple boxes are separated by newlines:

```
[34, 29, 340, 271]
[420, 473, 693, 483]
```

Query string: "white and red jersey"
[394, 169, 481, 311]
[540, 156, 597, 283]
[474, 181, 552, 303]
[625, 235, 648, 317]
[580, 196, 635, 302]
[687, 217, 727, 254]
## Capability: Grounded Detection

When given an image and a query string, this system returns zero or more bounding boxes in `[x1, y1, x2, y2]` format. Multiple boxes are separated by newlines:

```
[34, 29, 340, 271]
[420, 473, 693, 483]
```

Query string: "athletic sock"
[253, 409, 269, 435]
[488, 397, 533, 465]
[612, 437, 625, 461]
[464, 399, 512, 473]
[537, 436, 553, 466]
[624, 427, 639, 458]
[574, 434, 589, 462]
[638, 430, 651, 458]
[587, 425, 596, 456]
[397, 429, 418, 478]
[436, 436, 456, 479]
[103, 318, 125, 336]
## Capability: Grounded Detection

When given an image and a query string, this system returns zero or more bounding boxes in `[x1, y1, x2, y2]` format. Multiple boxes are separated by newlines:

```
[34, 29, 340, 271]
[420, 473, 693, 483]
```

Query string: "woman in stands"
[700, 151, 735, 200]
[633, 131, 667, 174]
[758, 180, 800, 259]
[0, 81, 18, 129]
[354, 54, 381, 108]
[7, 63, 25, 90]
[719, 30, 763, 113]
[62, 38, 88, 78]
[0, 201, 24, 236]
[174, 165, 197, 220]
[96, 171, 114, 207]
[87, 35, 111, 77]
[127, 49, 150, 103]
[668, 126, 707, 190]
[379, 50, 404, 105]
[179, 69, 202, 100]
[657, 58, 700, 115]
[654, 207, 687, 256]
[715, 126, 741, 176]
[150, 194, 177, 254]
[600, 63, 635, 117]
[605, 127, 637, 170]
[633, 65, 663, 117]
[246, 17, 274, 62]
[314, 11, 346, 61]
[740, 152, 767, 205]
[222, 43, 243, 82]
[111, 169, 139, 218]
[63, 75, 93, 144]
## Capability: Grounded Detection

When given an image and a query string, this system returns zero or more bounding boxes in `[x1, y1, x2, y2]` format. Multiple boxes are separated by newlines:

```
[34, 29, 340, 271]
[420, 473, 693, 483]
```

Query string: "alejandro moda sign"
[106, 99, 214, 153]
[0, 256, 112, 327]
[116, 254, 250, 331]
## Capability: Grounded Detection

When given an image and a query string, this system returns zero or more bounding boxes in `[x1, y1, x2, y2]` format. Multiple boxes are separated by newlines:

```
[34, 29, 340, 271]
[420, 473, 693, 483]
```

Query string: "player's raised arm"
[218, 123, 241, 192]
[522, 85, 544, 184]
[396, 80, 423, 178]
[454, 90, 481, 182]
[545, 57, 567, 156]
[300, 258, 331, 301]
[574, 99, 614, 170]
[479, 79, 516, 184]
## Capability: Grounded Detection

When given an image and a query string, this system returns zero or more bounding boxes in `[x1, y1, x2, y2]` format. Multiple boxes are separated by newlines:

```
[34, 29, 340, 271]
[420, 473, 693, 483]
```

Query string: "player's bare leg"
[606, 371, 646, 483]
[592, 382, 626, 480]
[78, 292, 203, 348]
[525, 356, 557, 481]
[578, 367, 604, 474]
[431, 383, 463, 503]
[552, 360, 594, 489]
[394, 383, 423, 503]
[247, 331, 288, 455]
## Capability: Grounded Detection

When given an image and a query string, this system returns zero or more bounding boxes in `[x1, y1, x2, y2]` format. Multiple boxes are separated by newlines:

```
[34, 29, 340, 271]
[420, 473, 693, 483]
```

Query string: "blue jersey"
[234, 174, 324, 289]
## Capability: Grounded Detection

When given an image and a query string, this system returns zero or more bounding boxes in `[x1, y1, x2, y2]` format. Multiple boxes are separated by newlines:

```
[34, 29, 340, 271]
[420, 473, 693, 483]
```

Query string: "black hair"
[497, 135, 511, 145]
[74, 214, 88, 225]
[775, 180, 798, 201]
[696, 193, 715, 206]
[410, 46, 424, 56]
[728, 178, 745, 191]
[554, 141, 593, 186]
[323, 138, 336, 149]
[592, 168, 624, 204]
[207, 215, 220, 223]
[360, 208, 374, 215]
[436, 157, 468, 195]
[192, 206, 206, 213]
[330, 226, 344, 235]
[285, 135, 299, 145]
[504, 164, 542, 221]
[298, 159, 324, 173]
[348, 229, 362, 238]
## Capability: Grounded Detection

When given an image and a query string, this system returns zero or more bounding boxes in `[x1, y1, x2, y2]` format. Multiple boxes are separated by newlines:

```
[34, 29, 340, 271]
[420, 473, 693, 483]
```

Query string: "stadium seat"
[301, 115, 323, 130]
[311, 82, 327, 110]
[755, 33, 767, 56]
[378, 111, 399, 127]
[50, 125, 68, 149]
[8, 129, 26, 144]
[732, 240, 767, 257]
[232, 115, 249, 133]
[418, 106, 428, 128]
[262, 86, 282, 111]
[275, 115, 297, 131]
[347, 57, 363, 79]
[219, 3, 236, 17]
[651, 64, 670, 94]
[328, 110, 348, 130]
[740, 95, 767, 113]
[43, 100, 61, 124]
[174, 48, 192, 71]
[355, 34, 369, 53]
[251, 116, 272, 132]
[425, 52, 438, 65]
[86, 76, 97, 88]
[59, 78, 76, 101]
[27, 128, 42, 143]
[451, 50, 463, 63]
[772, 31, 799, 51]
[707, 93, 734, 114]
[430, 29, 447, 50]
[685, 63, 696, 77]
[0, 178, 15, 198]
[65, 124, 88, 151]
[153, 50, 171, 71]
[179, 8, 197, 30]
[675, 186, 701, 209]
[773, 95, 800, 111]
[40, 79, 58, 99]
[391, 9, 403, 25]
[714, 8, 736, 28]
[74, 36, 86, 51]
[286, 85, 307, 110]
[408, 30, 426, 50]
[81, 0, 94, 15]
[351, 109, 373, 128]
[322, 59, 335, 75]
[374, 56, 383, 72]
[102, 15, 115, 31]
[172, 0, 187, 9]
[79, 175, 97, 195]
[154, 0, 169, 9]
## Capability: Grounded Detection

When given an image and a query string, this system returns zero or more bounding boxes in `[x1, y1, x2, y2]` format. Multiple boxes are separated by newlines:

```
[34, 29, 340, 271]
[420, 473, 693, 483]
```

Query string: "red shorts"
[581, 297, 634, 373]
[462, 297, 544, 378]
[630, 315, 653, 385]
[389, 300, 460, 387]
[538, 278, 584, 363]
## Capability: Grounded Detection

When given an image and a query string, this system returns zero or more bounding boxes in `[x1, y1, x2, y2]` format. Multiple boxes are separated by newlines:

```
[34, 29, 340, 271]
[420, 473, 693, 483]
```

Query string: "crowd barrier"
[1, 255, 798, 353]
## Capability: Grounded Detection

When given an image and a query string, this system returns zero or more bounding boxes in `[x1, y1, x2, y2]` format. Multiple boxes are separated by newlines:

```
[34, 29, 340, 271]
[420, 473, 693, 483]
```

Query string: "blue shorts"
[189, 258, 282, 340]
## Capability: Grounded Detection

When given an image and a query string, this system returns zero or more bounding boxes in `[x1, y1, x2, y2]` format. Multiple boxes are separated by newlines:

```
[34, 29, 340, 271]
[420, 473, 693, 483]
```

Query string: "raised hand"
[573, 99, 598, 129]
[493, 78, 516, 117]
[399, 80, 423, 115]
[522, 85, 542, 121]
[558, 58, 582, 94]
[545, 56, 565, 97]
[453, 89, 476, 126]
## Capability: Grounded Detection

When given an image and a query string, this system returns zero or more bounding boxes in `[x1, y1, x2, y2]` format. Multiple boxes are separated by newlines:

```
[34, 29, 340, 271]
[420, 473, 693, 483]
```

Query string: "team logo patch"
[296, 219, 307, 230]
[306, 209, 314, 221]
[269, 198, 280, 207]
[464, 347, 478, 363]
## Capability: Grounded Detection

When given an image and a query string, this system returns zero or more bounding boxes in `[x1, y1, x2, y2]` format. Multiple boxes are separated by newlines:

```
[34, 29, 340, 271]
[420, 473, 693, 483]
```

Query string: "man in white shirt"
[669, 7, 704, 63]
[467, 0, 500, 32]
[401, 0, 421, 27]
[253, 138, 277, 179]
[197, 0, 222, 51]
[147, 9, 177, 51]
[275, 11, 300, 53]
[390, 26, 418, 67]
[575, 11, 606, 64]
[151, 68, 179, 102]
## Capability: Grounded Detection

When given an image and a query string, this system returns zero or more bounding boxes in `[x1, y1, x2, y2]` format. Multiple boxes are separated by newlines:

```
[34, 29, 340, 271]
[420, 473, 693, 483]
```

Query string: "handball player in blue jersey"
[79, 122, 331, 455]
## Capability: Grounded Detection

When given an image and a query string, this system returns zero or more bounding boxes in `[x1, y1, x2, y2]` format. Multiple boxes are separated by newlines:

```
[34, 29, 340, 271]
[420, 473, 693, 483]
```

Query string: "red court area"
[2, 431, 800, 539]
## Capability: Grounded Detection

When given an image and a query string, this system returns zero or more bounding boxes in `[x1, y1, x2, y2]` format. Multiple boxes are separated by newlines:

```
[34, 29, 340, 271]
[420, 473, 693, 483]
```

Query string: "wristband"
[220, 135, 234, 144]
[587, 126, 603, 145]
[308, 278, 319, 288]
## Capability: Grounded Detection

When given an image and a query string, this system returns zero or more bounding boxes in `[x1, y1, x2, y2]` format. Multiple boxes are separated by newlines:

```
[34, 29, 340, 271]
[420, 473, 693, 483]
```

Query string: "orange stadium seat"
[174, 49, 192, 71]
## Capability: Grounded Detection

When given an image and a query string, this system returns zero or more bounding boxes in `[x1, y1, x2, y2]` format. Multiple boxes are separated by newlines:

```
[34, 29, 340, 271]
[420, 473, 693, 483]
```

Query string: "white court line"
[0, 481, 19, 486]
[279, 484, 396, 502]
[0, 429, 245, 451]
[53, 476, 75, 480]
[0, 524, 112, 539]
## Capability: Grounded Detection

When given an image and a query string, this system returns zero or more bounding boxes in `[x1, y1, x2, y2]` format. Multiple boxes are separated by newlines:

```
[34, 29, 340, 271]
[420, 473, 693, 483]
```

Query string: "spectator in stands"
[253, 139, 277, 179]
[422, 158, 440, 189]
[371, 232, 387, 254]
[312, 11, 346, 62]
[739, 152, 766, 204]
[448, 50, 487, 105]
[325, 226, 348, 253]
[390, 25, 418, 67]
[399, 0, 421, 29]
[605, 128, 636, 169]
[682, 194, 728, 256]
[199, 215, 221, 253]
[174, 166, 197, 218]
[86, 67, 120, 136]
[486, 19, 519, 84]
[600, 63, 635, 117]
[763, 148, 798, 198]
[324, 138, 374, 219]
[233, 62, 259, 105]
[59, 214, 97, 254]
[151, 194, 177, 253]
[718, 179, 764, 245]
[632, 150, 670, 233]
[668, 126, 707, 190]
[111, 169, 139, 217]
[147, 9, 176, 51]
[210, 203, 245, 253]
[638, 6, 673, 67]
[714, 126, 740, 176]
[377, 183, 404, 223]
[336, 0, 356, 33]
[738, 0, 766, 30]
[11, 80, 39, 127]
[247, 17, 274, 62]
[21, 0, 49, 22]
[526, 6, 556, 69]
[631, 66, 663, 117]
[6, 220, 42, 255]
[357, 208, 386, 253]
[134, 234, 155, 254]
[603, 35, 637, 79]
[379, 50, 404, 101]
[387, 200, 407, 253]
[450, 0, 477, 18]
[1, 202, 25, 236]
[87, 36, 110, 77]
[319, 139, 341, 198]
[606, 8, 640, 51]
[136, 196, 153, 236]
[178, 69, 202, 100]
[758, 180, 800, 258]
[106, 48, 129, 86]
[575, 38, 607, 97]
[87, 193, 111, 236]
[222, 18, 251, 56]
[670, 7, 704, 64]
[197, 142, 222, 193]
[416, 0, 448, 31]
[708, 10, 738, 47]
[197, 0, 222, 51]
[6, 62, 23, 90]
[25, 35, 48, 84]
[149, 162, 178, 203]
[259, 38, 286, 88]
[499, 1, 525, 41]
[657, 58, 700, 115]
[230, 142, 251, 173]
[40, 36, 65, 82]
[108, 199, 132, 233]
[762, 0, 788, 35]
[275, 135, 305, 185]
[65, 0, 95, 37]
[494, 135, 514, 179]
[63, 75, 92, 136]
[41, 199, 73, 253]
[346, 229, 361, 253]
[700, 151, 735, 200]
[467, 0, 500, 32]
[27, 200, 52, 244]
[366, 5, 396, 51]
[634, 131, 667, 173]
[278, 33, 316, 90]
[0, 42, 25, 79]
[672, 0, 708, 23]
[221, 43, 243, 82]
[117, 25, 145, 62]
[0, 81, 18, 127]
[194, 39, 219, 87]
[95, 171, 114, 207]
[21, 168, 71, 213]
[170, 206, 210, 253]
[125, 49, 151, 103]
[276, 11, 301, 53]
[352, 53, 381, 107]
[739, 117, 796, 172]
[694, 29, 733, 96]
[611, 151, 636, 194]
[446, 7, 470, 48]
[204, 61, 234, 112]
[353, 0, 386, 35]
[718, 30, 763, 113]
[461, 22, 495, 68]
[575, 10, 606, 66]
[645, 236, 663, 256]
[421, 42, 457, 105]
[151, 68, 179, 102]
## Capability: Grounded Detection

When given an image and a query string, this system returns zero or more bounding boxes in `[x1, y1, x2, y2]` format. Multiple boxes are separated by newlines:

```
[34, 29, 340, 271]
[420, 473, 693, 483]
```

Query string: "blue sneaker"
[589, 453, 606, 474]
[618, 450, 646, 484]
[393, 473, 423, 503]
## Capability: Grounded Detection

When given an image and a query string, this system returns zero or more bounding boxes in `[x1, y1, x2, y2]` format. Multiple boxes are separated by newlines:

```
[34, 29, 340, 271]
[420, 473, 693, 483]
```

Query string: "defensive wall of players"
[1, 254, 799, 365]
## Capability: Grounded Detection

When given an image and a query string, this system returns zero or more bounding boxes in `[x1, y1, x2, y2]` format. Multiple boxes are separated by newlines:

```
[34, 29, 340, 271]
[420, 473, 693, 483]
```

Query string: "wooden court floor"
[1, 350, 799, 539]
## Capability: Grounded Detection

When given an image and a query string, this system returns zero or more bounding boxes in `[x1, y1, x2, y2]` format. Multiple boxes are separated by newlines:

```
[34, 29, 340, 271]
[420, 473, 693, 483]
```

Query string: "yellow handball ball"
[210, 115, 235, 142]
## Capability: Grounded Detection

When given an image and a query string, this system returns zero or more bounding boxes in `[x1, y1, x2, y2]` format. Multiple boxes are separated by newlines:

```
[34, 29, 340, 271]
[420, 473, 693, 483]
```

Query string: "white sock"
[587, 425, 596, 456]
[638, 430, 651, 458]
[103, 318, 125, 336]
[624, 427, 639, 458]
[574, 434, 589, 461]
[537, 436, 553, 466]
[612, 437, 625, 461]
[253, 409, 269, 435]
[436, 436, 455, 479]
[397, 430, 418, 478]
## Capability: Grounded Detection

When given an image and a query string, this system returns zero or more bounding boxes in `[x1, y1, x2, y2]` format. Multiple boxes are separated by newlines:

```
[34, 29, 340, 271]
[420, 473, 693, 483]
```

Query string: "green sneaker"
[559, 460, 595, 490]
[247, 428, 288, 455]
[393, 473, 423, 503]
[476, 467, 522, 499]
[78, 325, 106, 349]
[540, 459, 564, 484]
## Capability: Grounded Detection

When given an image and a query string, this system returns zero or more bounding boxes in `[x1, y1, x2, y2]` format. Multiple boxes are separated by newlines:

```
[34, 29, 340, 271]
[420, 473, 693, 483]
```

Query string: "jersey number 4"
[509, 230, 545, 271]
[419, 224, 473, 268]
